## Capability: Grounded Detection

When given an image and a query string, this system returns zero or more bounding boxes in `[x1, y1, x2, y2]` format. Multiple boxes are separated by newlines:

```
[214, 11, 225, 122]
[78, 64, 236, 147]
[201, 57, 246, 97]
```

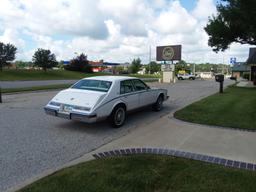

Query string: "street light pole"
[0, 54, 6, 103]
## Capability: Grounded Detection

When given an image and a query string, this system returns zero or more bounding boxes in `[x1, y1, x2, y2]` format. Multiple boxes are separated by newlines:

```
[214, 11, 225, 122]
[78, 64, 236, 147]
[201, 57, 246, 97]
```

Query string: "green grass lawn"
[174, 86, 256, 130]
[0, 69, 161, 81]
[0, 70, 102, 81]
[18, 155, 256, 192]
[2, 84, 72, 93]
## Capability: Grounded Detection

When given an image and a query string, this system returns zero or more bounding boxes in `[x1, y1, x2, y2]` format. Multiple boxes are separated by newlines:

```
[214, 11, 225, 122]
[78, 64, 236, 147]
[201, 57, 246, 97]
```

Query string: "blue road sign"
[230, 57, 236, 64]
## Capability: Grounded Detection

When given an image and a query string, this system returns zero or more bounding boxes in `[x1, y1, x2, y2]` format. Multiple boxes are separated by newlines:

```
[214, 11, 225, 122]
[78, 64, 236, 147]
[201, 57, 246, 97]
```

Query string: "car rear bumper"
[44, 107, 98, 123]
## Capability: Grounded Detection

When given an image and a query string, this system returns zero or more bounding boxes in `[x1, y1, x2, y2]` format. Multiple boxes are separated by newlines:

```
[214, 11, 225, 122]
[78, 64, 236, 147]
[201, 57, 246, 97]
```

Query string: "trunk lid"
[52, 88, 106, 108]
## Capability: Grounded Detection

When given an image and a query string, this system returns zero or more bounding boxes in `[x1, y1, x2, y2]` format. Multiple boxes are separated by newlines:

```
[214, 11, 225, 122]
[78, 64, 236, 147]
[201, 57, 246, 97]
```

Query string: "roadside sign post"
[157, 45, 181, 83]
[0, 86, 2, 103]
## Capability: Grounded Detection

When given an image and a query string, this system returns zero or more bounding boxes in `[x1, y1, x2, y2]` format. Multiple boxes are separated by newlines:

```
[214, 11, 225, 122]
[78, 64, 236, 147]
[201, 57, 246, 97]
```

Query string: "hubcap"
[115, 108, 125, 125]
[157, 98, 163, 110]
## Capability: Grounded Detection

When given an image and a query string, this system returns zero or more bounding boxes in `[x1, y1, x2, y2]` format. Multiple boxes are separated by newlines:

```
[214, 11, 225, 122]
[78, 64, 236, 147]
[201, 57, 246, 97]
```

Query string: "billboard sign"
[156, 45, 182, 61]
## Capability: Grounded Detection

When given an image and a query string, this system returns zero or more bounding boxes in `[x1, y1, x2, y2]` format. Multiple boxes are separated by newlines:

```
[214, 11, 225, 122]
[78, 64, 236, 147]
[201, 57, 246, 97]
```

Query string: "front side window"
[71, 80, 112, 92]
[132, 79, 149, 91]
[120, 80, 134, 94]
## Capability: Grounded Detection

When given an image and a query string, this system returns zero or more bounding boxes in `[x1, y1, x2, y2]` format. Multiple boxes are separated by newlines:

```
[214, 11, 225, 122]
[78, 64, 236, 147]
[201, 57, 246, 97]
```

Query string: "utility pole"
[148, 45, 151, 74]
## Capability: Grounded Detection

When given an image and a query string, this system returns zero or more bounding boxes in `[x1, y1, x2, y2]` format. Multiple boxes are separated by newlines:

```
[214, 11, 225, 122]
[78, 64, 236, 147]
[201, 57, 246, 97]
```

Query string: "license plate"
[61, 105, 73, 113]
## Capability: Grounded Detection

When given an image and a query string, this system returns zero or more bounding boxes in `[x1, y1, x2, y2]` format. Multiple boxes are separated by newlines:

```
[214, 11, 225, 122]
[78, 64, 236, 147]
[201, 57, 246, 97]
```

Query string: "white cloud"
[152, 1, 197, 34]
[98, 0, 152, 36]
[0, 0, 109, 39]
[192, 0, 216, 20]
[0, 29, 25, 47]
[0, 0, 252, 64]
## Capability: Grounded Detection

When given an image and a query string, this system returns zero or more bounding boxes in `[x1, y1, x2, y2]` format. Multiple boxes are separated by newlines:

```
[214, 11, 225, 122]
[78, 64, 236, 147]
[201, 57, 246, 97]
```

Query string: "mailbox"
[215, 74, 224, 82]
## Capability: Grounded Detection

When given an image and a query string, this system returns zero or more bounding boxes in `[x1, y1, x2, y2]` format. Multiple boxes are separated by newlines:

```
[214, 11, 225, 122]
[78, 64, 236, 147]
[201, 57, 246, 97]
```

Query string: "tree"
[205, 0, 256, 52]
[145, 61, 161, 74]
[130, 58, 141, 73]
[0, 42, 17, 71]
[32, 48, 57, 71]
[64, 53, 92, 73]
[175, 60, 191, 74]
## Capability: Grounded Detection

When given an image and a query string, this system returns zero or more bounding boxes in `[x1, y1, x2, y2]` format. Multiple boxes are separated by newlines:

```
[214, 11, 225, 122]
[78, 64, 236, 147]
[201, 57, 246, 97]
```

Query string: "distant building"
[246, 48, 256, 82]
[231, 62, 250, 79]
[63, 61, 70, 65]
[89, 60, 104, 72]
[88, 60, 123, 73]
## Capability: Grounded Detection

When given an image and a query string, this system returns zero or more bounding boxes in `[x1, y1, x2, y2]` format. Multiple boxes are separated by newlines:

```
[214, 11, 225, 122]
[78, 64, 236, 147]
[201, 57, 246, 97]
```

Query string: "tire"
[189, 77, 195, 80]
[109, 105, 126, 128]
[152, 95, 164, 111]
[178, 77, 183, 80]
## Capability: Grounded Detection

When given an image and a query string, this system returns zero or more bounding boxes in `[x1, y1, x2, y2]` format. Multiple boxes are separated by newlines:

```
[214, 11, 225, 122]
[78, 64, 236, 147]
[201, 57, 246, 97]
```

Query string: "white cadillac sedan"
[44, 76, 169, 127]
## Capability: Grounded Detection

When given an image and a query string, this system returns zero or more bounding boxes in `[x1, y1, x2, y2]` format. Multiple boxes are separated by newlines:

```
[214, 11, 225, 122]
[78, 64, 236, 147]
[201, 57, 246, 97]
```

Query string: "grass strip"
[2, 84, 72, 94]
[174, 86, 256, 130]
[18, 155, 256, 192]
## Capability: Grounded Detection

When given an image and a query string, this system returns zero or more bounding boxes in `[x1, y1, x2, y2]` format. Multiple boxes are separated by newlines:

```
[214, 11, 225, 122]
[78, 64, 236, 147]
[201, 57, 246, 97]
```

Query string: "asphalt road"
[0, 79, 233, 192]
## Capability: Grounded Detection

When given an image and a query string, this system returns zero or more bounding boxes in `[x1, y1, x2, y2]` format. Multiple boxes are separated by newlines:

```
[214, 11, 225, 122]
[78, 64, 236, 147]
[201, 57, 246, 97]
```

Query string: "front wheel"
[152, 96, 164, 111]
[109, 105, 126, 128]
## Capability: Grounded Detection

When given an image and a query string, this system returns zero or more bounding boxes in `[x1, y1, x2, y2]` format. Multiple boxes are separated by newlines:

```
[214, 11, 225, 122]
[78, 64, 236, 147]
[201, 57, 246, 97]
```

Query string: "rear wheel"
[109, 105, 126, 128]
[152, 95, 164, 111]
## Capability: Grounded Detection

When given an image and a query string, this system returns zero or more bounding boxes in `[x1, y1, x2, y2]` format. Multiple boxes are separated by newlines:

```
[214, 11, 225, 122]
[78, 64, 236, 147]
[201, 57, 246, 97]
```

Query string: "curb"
[171, 115, 256, 132]
[93, 147, 256, 171]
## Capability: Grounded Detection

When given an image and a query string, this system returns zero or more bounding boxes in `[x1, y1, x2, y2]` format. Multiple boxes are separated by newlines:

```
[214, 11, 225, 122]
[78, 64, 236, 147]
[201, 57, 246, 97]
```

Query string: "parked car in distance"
[44, 76, 169, 128]
[177, 74, 196, 80]
[230, 76, 237, 80]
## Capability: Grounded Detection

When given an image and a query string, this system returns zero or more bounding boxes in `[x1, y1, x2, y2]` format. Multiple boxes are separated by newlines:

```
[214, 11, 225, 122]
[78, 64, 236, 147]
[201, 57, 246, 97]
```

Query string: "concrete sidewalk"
[78, 113, 256, 164]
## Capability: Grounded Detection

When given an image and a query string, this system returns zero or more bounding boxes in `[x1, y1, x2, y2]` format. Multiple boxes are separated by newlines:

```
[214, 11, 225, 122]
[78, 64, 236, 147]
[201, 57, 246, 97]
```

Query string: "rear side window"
[71, 80, 112, 92]
[120, 80, 134, 94]
[132, 79, 148, 91]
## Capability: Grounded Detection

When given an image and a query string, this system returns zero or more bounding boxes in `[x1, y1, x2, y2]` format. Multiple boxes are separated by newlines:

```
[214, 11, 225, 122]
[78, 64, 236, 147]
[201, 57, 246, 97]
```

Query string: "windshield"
[71, 79, 112, 92]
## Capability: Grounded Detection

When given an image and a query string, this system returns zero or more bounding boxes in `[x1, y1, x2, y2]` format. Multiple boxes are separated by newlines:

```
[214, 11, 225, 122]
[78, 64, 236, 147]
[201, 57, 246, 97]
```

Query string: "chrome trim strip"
[94, 89, 159, 111]
[44, 106, 96, 118]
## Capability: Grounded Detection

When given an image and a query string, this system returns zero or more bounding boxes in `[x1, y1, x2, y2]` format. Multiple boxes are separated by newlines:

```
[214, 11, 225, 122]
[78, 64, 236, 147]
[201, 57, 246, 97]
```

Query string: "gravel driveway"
[0, 79, 233, 192]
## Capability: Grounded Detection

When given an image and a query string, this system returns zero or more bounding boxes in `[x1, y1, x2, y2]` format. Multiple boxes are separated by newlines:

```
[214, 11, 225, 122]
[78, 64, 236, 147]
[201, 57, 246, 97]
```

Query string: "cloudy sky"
[0, 0, 252, 64]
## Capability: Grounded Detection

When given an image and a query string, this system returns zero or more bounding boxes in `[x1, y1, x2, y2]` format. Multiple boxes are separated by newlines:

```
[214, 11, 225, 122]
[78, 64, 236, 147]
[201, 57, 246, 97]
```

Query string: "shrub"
[243, 73, 250, 80]
[64, 53, 92, 73]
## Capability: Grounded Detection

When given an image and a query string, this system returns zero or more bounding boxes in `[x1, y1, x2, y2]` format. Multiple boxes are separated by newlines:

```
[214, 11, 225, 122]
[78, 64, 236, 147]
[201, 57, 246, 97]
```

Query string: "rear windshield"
[71, 80, 112, 92]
